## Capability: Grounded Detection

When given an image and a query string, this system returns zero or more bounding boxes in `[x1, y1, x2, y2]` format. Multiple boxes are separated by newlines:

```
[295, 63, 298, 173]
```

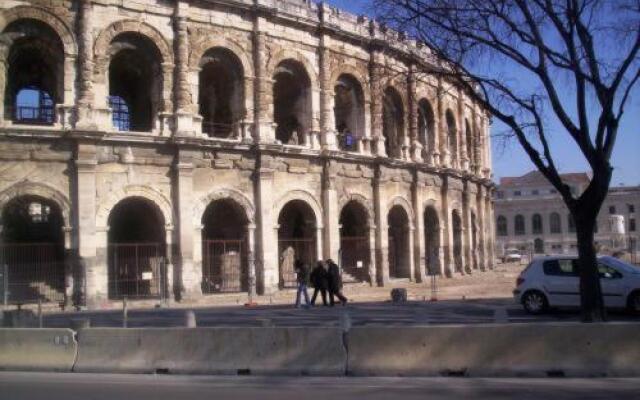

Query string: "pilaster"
[255, 154, 278, 294]
[173, 1, 196, 136]
[323, 160, 340, 261]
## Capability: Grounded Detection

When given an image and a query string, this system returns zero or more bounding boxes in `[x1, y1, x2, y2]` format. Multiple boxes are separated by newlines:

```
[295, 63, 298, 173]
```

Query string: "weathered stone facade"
[0, 0, 494, 307]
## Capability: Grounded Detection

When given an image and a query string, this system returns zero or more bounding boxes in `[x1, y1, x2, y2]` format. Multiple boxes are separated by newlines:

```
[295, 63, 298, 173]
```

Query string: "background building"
[494, 171, 639, 262]
[0, 0, 494, 308]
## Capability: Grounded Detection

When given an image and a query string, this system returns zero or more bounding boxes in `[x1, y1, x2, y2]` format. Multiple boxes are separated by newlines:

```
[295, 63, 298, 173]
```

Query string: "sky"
[324, 0, 640, 187]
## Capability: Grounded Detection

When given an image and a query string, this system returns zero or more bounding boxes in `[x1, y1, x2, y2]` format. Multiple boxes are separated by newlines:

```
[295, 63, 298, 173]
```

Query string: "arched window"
[550, 212, 561, 233]
[107, 33, 164, 132]
[496, 215, 508, 236]
[465, 119, 474, 166]
[334, 74, 365, 151]
[445, 110, 457, 165]
[532, 214, 543, 234]
[417, 99, 435, 156]
[515, 214, 525, 235]
[382, 87, 404, 158]
[3, 19, 65, 126]
[273, 60, 312, 145]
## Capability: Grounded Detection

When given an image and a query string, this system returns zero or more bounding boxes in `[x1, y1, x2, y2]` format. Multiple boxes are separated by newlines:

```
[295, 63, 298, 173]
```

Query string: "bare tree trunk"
[574, 211, 605, 322]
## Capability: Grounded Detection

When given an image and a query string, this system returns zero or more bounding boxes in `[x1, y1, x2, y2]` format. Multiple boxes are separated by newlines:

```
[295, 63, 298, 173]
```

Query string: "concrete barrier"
[347, 323, 640, 377]
[75, 327, 346, 375]
[0, 328, 77, 372]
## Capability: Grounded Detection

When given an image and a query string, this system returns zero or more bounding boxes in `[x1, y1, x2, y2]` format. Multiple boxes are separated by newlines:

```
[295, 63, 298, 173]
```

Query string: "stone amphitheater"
[0, 0, 495, 308]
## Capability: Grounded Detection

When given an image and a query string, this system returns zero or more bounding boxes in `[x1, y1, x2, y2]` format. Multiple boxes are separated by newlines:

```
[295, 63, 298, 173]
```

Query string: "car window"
[543, 259, 579, 277]
[597, 263, 622, 279]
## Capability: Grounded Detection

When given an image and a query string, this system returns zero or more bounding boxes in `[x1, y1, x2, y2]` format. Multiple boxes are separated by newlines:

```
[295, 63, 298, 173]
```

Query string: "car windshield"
[599, 256, 640, 274]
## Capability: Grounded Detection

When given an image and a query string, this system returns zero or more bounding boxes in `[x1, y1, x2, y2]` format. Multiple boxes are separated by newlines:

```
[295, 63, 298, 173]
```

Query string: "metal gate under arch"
[108, 243, 166, 300]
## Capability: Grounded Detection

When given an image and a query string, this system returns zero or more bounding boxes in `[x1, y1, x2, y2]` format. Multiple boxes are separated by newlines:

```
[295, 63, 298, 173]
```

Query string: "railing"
[278, 238, 317, 288]
[202, 239, 247, 294]
[108, 243, 165, 301]
[339, 236, 370, 282]
[0, 243, 65, 306]
[13, 106, 55, 125]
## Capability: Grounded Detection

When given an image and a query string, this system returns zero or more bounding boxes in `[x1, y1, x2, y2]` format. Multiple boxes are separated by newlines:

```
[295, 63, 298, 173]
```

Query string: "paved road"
[39, 298, 638, 328]
[1, 372, 639, 400]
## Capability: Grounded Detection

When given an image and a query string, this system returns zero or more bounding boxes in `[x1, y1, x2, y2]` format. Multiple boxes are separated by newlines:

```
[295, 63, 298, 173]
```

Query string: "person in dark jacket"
[294, 259, 310, 308]
[326, 259, 348, 306]
[310, 261, 328, 306]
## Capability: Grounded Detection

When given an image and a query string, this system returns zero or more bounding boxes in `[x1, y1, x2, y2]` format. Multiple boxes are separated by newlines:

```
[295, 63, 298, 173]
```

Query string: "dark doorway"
[273, 60, 311, 145]
[452, 210, 463, 273]
[277, 200, 317, 288]
[339, 201, 370, 283]
[424, 206, 440, 275]
[388, 205, 411, 279]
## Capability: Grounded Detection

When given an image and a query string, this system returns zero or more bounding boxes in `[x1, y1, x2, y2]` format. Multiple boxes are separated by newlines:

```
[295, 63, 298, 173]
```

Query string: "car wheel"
[627, 291, 640, 315]
[522, 291, 548, 315]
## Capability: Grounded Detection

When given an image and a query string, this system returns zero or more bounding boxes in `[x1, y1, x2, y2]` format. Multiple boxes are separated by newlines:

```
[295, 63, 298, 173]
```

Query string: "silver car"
[513, 255, 640, 314]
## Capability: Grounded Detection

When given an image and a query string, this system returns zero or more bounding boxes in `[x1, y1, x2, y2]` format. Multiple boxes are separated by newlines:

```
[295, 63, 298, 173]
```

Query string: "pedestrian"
[294, 259, 311, 308]
[326, 259, 348, 306]
[310, 261, 328, 306]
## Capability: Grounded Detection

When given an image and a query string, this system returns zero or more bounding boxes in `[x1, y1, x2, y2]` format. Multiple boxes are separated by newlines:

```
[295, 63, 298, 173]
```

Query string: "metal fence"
[278, 238, 316, 288]
[202, 239, 247, 294]
[108, 243, 165, 300]
[0, 243, 65, 305]
[14, 106, 55, 125]
[339, 236, 370, 282]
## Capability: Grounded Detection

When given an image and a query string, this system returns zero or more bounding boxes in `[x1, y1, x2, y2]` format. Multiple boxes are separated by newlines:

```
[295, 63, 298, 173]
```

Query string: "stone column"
[437, 80, 450, 168]
[458, 90, 469, 171]
[247, 223, 257, 298]
[408, 66, 423, 163]
[407, 225, 416, 281]
[483, 116, 492, 179]
[0, 44, 8, 124]
[440, 176, 453, 277]
[368, 225, 377, 285]
[373, 166, 389, 285]
[74, 0, 96, 129]
[165, 226, 175, 302]
[76, 143, 103, 308]
[63, 225, 74, 307]
[476, 186, 486, 271]
[255, 155, 278, 294]
[412, 174, 426, 282]
[253, 14, 275, 143]
[173, 1, 195, 136]
[322, 161, 339, 261]
[319, 27, 338, 150]
[370, 50, 386, 157]
[485, 191, 495, 268]
[175, 150, 201, 299]
[462, 188, 473, 274]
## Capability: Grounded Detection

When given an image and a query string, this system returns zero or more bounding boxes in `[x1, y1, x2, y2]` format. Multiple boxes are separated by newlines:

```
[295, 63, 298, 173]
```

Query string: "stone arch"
[386, 195, 414, 226]
[274, 190, 323, 229]
[193, 188, 255, 227]
[338, 193, 374, 226]
[94, 20, 172, 63]
[329, 64, 370, 102]
[96, 185, 173, 229]
[190, 37, 253, 77]
[267, 49, 318, 89]
[0, 6, 77, 56]
[0, 181, 71, 228]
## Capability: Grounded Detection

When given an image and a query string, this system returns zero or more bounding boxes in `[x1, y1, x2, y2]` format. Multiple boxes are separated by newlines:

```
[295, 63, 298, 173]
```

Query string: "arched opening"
[550, 212, 562, 233]
[446, 110, 457, 165]
[382, 87, 404, 158]
[273, 60, 312, 145]
[388, 205, 411, 279]
[277, 200, 317, 288]
[201, 199, 248, 294]
[532, 213, 543, 234]
[198, 48, 244, 138]
[465, 119, 474, 166]
[3, 19, 64, 125]
[0, 195, 65, 304]
[339, 201, 370, 283]
[334, 74, 365, 151]
[515, 214, 525, 235]
[107, 33, 163, 132]
[107, 197, 166, 299]
[497, 215, 508, 236]
[471, 211, 478, 270]
[452, 210, 463, 273]
[423, 206, 440, 275]
[418, 99, 435, 157]
[534, 238, 545, 254]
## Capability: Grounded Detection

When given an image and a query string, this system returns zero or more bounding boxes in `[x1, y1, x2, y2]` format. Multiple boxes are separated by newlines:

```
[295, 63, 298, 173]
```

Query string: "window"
[108, 95, 130, 131]
[532, 189, 539, 195]
[568, 214, 576, 233]
[543, 259, 579, 277]
[496, 191, 504, 199]
[514, 190, 522, 197]
[15, 87, 55, 125]
[598, 263, 622, 279]
[497, 216, 508, 236]
[629, 204, 636, 213]
[609, 206, 616, 214]
[532, 214, 543, 234]
[514, 215, 525, 235]
[550, 212, 561, 233]
[630, 219, 637, 232]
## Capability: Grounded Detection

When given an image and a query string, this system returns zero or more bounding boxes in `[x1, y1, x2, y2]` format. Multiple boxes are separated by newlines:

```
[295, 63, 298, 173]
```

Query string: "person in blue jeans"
[294, 259, 310, 308]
